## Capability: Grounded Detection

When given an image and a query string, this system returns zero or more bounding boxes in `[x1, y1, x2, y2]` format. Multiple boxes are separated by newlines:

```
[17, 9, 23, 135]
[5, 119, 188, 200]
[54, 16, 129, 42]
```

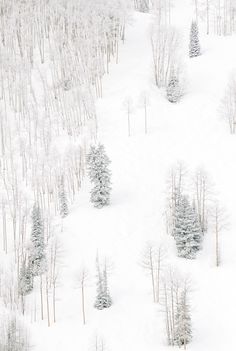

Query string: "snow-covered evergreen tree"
[29, 203, 46, 276]
[19, 259, 34, 296]
[87, 144, 112, 208]
[137, 0, 149, 13]
[59, 175, 69, 218]
[174, 195, 203, 259]
[174, 290, 192, 347]
[166, 71, 181, 103]
[189, 21, 201, 58]
[1, 314, 29, 351]
[94, 257, 112, 310]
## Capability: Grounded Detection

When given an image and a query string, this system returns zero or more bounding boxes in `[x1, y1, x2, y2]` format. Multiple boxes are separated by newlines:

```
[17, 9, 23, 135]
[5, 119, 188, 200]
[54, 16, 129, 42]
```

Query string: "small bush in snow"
[166, 72, 181, 103]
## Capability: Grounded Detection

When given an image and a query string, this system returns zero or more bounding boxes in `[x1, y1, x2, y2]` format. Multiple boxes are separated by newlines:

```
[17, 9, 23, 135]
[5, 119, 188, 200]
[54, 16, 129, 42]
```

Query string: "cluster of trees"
[150, 14, 201, 104]
[141, 185, 227, 349]
[0, 0, 129, 252]
[141, 244, 192, 348]
[134, 0, 172, 24]
[221, 75, 236, 134]
[0, 313, 30, 351]
[166, 163, 227, 266]
[17, 203, 60, 327]
[0, 1, 231, 350]
[0, 0, 128, 342]
[193, 0, 236, 35]
[122, 93, 150, 136]
[74, 256, 113, 326]
[163, 271, 192, 348]
[18, 204, 114, 329]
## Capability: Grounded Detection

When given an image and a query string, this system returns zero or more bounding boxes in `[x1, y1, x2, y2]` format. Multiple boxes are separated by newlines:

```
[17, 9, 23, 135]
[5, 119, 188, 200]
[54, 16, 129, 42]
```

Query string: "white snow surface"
[31, 2, 236, 351]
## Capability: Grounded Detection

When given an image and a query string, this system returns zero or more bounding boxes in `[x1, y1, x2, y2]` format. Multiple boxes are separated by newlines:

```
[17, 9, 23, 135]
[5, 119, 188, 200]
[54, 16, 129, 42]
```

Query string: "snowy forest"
[0, 0, 236, 350]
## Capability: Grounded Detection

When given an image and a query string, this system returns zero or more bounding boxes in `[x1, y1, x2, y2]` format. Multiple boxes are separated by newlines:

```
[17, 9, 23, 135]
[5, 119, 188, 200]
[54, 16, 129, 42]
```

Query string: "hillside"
[1, 1, 236, 350]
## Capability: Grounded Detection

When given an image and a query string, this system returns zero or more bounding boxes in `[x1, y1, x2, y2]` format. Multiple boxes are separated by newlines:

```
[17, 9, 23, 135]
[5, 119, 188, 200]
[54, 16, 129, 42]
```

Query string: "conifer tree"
[87, 144, 112, 209]
[94, 257, 112, 310]
[19, 259, 34, 296]
[139, 0, 149, 12]
[167, 71, 181, 103]
[189, 21, 201, 58]
[29, 203, 46, 276]
[59, 175, 69, 218]
[174, 289, 192, 347]
[174, 195, 203, 259]
[2, 315, 29, 351]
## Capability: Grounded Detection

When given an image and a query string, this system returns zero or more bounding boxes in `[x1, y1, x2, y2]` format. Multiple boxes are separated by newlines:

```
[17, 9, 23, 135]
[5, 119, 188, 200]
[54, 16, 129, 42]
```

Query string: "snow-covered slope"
[32, 3, 236, 351]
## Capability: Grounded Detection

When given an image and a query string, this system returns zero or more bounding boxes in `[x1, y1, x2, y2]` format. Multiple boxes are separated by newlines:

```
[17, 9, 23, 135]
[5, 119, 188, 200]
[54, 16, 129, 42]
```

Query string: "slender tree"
[19, 259, 34, 296]
[59, 175, 69, 218]
[77, 267, 89, 324]
[174, 287, 192, 348]
[29, 203, 46, 276]
[94, 256, 112, 310]
[189, 21, 201, 58]
[141, 242, 166, 303]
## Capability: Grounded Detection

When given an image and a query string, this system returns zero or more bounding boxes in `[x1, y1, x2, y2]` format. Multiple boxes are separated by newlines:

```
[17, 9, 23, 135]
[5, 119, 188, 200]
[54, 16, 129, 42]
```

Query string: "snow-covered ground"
[31, 2, 236, 351]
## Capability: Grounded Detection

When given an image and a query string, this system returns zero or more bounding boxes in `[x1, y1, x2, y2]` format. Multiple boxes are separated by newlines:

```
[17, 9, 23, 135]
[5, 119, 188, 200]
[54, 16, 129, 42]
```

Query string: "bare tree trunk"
[195, 0, 199, 23]
[81, 284, 86, 325]
[144, 100, 147, 134]
[206, 0, 210, 34]
[46, 276, 50, 327]
[215, 212, 220, 267]
[40, 275, 44, 320]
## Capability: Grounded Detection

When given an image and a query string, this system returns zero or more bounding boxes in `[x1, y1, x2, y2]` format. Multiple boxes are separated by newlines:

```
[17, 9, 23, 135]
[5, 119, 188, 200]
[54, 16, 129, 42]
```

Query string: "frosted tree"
[193, 168, 212, 232]
[174, 195, 203, 259]
[18, 258, 33, 314]
[150, 24, 180, 87]
[87, 144, 112, 208]
[139, 91, 150, 134]
[93, 335, 107, 351]
[165, 162, 187, 236]
[77, 267, 90, 324]
[94, 256, 112, 310]
[221, 75, 236, 134]
[59, 175, 69, 218]
[189, 21, 201, 58]
[174, 287, 192, 348]
[19, 259, 34, 296]
[210, 202, 228, 267]
[0, 314, 30, 351]
[141, 0, 150, 12]
[29, 203, 46, 276]
[136, 0, 150, 12]
[166, 70, 181, 103]
[141, 242, 166, 303]
[123, 97, 134, 137]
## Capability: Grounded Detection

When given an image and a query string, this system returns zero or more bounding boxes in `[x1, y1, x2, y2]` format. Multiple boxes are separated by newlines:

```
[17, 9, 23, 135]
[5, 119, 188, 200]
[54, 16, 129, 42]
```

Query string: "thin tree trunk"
[81, 284, 86, 325]
[40, 275, 44, 320]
